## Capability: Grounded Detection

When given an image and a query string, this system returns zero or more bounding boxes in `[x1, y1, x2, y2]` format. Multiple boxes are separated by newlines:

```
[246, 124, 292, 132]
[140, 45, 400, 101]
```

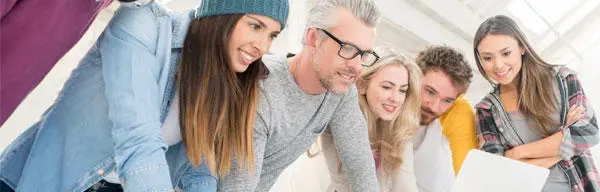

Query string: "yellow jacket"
[439, 95, 478, 174]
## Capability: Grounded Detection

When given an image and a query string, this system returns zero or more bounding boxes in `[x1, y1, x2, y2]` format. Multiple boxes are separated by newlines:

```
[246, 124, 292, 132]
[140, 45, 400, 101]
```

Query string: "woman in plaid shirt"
[473, 15, 599, 192]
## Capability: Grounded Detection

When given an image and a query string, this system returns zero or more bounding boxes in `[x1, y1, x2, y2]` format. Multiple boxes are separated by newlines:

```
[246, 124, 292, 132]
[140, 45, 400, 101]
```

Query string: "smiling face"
[477, 34, 525, 86]
[364, 65, 409, 121]
[420, 70, 459, 125]
[311, 7, 376, 95]
[228, 14, 281, 73]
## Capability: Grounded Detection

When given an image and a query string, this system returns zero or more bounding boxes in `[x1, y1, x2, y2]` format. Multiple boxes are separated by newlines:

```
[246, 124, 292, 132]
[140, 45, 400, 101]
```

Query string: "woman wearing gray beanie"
[0, 0, 288, 191]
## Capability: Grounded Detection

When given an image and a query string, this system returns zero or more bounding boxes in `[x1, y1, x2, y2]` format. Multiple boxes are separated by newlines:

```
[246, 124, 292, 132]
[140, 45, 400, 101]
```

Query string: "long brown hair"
[474, 15, 558, 136]
[357, 47, 421, 175]
[178, 14, 269, 177]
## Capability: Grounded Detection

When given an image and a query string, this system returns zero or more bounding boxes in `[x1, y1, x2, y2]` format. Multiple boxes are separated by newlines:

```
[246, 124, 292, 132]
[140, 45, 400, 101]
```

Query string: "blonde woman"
[322, 47, 422, 192]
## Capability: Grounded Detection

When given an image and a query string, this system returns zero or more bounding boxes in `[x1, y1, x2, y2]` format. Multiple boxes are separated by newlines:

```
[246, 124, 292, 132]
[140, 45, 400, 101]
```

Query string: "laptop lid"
[451, 149, 550, 192]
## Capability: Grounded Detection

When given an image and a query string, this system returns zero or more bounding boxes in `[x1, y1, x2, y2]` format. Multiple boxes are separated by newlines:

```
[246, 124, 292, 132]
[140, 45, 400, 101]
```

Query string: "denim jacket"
[0, 3, 216, 191]
[475, 66, 600, 192]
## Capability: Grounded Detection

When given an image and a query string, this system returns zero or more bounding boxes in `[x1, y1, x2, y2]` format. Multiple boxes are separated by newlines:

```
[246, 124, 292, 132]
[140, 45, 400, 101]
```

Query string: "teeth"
[241, 51, 254, 61]
[383, 104, 396, 112]
[339, 73, 353, 80]
[496, 69, 509, 77]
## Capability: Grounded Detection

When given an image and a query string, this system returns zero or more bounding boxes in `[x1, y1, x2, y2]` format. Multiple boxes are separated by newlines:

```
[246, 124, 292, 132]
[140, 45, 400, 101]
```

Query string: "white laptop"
[451, 149, 550, 192]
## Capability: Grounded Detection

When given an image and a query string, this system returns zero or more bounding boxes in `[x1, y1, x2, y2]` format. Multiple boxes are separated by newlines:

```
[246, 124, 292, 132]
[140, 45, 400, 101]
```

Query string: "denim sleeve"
[98, 4, 172, 191]
[179, 151, 218, 191]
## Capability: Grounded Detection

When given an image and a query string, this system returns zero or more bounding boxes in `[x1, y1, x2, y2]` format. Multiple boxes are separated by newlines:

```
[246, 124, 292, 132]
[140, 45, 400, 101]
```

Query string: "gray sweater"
[218, 54, 379, 192]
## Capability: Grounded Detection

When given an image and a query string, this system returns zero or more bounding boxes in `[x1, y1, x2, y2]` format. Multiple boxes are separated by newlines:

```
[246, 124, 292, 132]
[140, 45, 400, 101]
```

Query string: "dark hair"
[473, 15, 558, 137]
[178, 14, 269, 177]
[416, 45, 473, 94]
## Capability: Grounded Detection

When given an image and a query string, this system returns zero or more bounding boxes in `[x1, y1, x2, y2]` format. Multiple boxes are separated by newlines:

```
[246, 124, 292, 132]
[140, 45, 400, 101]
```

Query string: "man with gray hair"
[218, 0, 382, 191]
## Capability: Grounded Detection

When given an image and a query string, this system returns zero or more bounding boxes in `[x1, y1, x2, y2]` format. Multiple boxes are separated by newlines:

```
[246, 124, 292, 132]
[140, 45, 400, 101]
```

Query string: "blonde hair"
[357, 46, 422, 175]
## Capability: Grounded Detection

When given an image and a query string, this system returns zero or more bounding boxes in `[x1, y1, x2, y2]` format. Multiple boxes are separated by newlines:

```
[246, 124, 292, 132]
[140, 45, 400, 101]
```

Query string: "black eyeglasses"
[316, 28, 379, 67]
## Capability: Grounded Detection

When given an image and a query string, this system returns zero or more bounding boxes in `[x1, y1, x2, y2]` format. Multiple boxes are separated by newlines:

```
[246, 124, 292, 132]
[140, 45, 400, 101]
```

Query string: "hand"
[505, 146, 526, 160]
[566, 105, 585, 126]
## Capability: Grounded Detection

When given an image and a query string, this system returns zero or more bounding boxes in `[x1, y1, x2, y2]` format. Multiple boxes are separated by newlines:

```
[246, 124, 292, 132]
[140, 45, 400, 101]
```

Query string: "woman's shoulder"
[110, 2, 166, 24]
[474, 92, 497, 111]
[104, 3, 165, 44]
[552, 65, 578, 79]
[104, 2, 184, 50]
[108, 2, 181, 33]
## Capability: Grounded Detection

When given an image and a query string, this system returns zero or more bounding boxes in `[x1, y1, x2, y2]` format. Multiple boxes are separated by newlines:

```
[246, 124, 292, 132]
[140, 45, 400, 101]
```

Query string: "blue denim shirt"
[0, 3, 215, 191]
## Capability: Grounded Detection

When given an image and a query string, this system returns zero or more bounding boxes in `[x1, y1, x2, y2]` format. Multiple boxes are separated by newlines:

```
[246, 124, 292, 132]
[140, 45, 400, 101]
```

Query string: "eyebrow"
[246, 15, 267, 28]
[425, 85, 438, 94]
[246, 15, 281, 34]
[321, 28, 371, 51]
[344, 39, 371, 52]
[382, 81, 396, 86]
[444, 97, 456, 101]
[480, 46, 511, 55]
[344, 40, 370, 52]
[425, 85, 457, 101]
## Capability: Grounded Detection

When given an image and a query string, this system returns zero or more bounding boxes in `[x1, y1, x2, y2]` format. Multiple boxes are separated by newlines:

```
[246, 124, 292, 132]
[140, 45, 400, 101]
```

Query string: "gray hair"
[302, 0, 381, 44]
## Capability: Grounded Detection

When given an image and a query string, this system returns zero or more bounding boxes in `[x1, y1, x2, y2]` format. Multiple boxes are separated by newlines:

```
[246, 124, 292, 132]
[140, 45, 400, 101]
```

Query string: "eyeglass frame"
[315, 28, 380, 67]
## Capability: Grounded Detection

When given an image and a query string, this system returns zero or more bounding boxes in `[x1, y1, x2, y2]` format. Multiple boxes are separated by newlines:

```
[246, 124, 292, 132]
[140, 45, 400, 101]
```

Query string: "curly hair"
[416, 45, 473, 94]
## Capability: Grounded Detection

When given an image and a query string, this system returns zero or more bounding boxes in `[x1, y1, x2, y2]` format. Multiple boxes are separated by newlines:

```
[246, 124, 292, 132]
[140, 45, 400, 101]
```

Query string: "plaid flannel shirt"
[475, 66, 600, 192]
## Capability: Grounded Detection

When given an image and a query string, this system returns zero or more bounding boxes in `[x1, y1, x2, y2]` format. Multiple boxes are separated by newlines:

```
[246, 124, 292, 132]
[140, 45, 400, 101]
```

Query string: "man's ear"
[306, 28, 319, 53]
